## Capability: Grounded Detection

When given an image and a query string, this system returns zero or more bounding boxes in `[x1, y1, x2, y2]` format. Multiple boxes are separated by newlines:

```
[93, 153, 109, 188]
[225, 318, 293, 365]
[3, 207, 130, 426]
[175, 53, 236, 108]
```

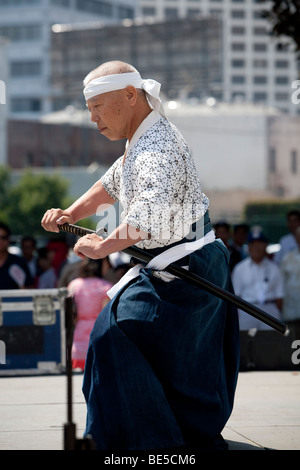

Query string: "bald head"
[83, 61, 138, 87]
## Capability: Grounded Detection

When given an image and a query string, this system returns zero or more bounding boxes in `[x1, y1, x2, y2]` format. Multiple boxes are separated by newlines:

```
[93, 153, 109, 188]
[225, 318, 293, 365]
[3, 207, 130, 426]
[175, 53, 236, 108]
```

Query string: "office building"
[137, 0, 299, 114]
[0, 0, 137, 118]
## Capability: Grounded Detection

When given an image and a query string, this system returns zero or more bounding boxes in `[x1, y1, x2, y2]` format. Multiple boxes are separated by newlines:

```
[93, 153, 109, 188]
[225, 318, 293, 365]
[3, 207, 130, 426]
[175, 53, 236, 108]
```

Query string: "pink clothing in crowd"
[68, 277, 113, 370]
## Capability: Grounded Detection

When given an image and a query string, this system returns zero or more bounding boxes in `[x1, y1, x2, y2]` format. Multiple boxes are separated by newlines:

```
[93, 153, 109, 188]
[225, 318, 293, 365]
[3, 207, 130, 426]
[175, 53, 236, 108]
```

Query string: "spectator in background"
[213, 221, 231, 249]
[280, 226, 300, 325]
[0, 221, 34, 289]
[232, 228, 284, 331]
[47, 238, 69, 278]
[68, 258, 113, 371]
[58, 251, 83, 287]
[21, 235, 38, 279]
[274, 210, 300, 265]
[35, 247, 57, 288]
[228, 224, 249, 272]
[107, 251, 132, 283]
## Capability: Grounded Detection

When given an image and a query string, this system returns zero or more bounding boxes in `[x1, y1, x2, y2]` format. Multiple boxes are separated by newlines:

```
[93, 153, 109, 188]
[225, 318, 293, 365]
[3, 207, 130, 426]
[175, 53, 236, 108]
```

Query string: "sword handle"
[58, 223, 106, 237]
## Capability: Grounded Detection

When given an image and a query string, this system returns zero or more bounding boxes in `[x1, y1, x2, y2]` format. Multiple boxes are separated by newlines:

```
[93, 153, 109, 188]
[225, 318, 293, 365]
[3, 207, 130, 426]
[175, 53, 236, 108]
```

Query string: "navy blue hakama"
[82, 239, 240, 450]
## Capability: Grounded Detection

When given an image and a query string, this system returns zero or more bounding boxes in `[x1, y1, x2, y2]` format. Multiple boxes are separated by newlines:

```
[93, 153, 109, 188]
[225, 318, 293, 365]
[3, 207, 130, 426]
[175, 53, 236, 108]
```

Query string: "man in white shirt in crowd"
[232, 228, 284, 331]
[274, 210, 300, 265]
[280, 226, 300, 324]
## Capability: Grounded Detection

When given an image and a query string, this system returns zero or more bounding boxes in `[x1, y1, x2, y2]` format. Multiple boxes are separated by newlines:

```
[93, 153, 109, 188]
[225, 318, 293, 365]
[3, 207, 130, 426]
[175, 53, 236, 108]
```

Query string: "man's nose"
[90, 110, 100, 122]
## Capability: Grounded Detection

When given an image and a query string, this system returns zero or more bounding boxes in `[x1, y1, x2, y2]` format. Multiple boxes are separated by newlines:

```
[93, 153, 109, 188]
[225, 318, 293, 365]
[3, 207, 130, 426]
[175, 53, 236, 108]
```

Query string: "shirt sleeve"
[231, 264, 243, 297]
[122, 150, 185, 237]
[100, 156, 123, 201]
[271, 263, 285, 299]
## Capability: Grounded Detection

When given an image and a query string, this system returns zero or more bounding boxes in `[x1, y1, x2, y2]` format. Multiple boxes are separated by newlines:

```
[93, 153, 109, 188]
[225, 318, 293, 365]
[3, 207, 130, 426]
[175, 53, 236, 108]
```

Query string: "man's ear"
[125, 86, 138, 107]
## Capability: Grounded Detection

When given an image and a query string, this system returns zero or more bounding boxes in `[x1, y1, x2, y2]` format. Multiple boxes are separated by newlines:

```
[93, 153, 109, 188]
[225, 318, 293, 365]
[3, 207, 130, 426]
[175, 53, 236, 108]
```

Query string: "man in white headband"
[41, 61, 239, 452]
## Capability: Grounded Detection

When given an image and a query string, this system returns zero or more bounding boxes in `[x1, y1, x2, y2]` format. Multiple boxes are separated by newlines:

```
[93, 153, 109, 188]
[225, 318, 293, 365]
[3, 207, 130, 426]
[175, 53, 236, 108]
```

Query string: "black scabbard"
[58, 223, 287, 335]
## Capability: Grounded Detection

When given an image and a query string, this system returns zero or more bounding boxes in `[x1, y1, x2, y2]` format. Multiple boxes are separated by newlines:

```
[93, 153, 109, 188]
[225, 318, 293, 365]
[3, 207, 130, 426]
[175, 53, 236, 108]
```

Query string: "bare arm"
[73, 222, 150, 260]
[41, 181, 116, 233]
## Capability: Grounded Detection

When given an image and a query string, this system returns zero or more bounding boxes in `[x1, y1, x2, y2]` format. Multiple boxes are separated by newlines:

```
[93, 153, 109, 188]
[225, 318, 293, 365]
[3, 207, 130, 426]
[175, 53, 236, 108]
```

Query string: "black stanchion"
[63, 296, 96, 450]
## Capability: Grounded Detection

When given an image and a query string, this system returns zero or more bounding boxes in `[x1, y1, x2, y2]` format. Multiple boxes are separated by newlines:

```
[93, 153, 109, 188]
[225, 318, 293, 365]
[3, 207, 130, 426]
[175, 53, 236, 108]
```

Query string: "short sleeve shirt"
[0, 253, 33, 289]
[100, 112, 209, 249]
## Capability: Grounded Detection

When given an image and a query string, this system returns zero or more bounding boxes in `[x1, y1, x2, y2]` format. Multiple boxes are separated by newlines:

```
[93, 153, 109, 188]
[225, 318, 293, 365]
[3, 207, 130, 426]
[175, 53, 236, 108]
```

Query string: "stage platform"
[0, 371, 299, 451]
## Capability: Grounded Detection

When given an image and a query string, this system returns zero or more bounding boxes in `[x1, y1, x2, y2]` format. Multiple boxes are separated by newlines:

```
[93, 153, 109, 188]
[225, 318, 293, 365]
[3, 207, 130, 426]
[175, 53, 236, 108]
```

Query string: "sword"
[58, 223, 287, 335]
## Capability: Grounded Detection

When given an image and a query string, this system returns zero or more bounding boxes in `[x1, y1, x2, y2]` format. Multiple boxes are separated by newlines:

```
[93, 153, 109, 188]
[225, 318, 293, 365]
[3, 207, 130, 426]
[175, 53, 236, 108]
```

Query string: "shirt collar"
[125, 110, 161, 155]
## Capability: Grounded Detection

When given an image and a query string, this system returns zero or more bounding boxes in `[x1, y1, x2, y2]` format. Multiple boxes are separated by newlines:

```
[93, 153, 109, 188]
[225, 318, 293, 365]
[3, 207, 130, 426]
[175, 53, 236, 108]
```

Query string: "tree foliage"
[0, 167, 71, 236]
[0, 166, 96, 237]
[261, 0, 300, 56]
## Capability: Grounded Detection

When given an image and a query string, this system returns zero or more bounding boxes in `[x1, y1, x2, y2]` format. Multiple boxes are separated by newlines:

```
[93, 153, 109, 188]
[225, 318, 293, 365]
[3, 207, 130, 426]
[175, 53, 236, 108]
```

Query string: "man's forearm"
[73, 222, 150, 260]
[67, 181, 116, 223]
[101, 222, 150, 255]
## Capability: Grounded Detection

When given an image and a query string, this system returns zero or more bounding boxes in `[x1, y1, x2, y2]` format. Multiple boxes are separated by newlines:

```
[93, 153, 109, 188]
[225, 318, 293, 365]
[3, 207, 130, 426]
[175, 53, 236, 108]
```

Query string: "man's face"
[287, 215, 300, 235]
[22, 240, 35, 259]
[87, 89, 130, 141]
[248, 240, 267, 263]
[0, 229, 9, 254]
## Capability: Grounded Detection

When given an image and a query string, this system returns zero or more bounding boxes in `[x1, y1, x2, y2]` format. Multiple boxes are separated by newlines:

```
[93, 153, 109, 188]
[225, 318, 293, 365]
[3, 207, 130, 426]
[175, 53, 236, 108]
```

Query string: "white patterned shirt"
[100, 111, 209, 249]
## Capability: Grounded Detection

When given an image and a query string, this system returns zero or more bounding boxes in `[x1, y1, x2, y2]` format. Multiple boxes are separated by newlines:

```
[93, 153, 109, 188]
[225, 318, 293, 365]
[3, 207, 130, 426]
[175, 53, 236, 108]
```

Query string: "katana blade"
[58, 223, 287, 335]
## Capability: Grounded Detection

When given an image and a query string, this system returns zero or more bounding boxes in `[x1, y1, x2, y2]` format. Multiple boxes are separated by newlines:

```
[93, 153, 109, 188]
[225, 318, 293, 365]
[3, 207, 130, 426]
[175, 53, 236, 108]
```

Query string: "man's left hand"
[73, 233, 105, 260]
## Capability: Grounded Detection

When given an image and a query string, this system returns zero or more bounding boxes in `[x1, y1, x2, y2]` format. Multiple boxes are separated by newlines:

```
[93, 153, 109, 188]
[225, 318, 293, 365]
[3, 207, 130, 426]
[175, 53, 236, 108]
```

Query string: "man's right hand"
[41, 208, 74, 233]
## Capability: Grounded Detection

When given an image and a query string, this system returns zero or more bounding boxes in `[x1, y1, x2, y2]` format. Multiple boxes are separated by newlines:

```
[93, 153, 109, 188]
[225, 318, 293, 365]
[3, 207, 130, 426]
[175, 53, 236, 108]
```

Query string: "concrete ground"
[0, 370, 299, 452]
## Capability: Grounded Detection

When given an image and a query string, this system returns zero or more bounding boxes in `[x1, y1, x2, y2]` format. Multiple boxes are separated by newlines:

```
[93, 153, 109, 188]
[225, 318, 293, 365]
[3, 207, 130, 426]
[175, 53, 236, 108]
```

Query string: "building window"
[11, 97, 41, 112]
[253, 10, 263, 19]
[253, 75, 267, 84]
[269, 148, 276, 173]
[51, 0, 70, 6]
[253, 59, 268, 68]
[275, 92, 289, 101]
[275, 76, 289, 85]
[231, 42, 245, 51]
[76, 0, 113, 17]
[231, 92, 245, 100]
[253, 27, 268, 35]
[0, 0, 40, 6]
[275, 59, 289, 68]
[253, 91, 267, 101]
[291, 150, 298, 174]
[231, 59, 245, 67]
[187, 8, 201, 16]
[0, 24, 41, 41]
[10, 60, 42, 77]
[276, 43, 290, 52]
[118, 6, 134, 19]
[231, 9, 245, 18]
[231, 26, 245, 34]
[164, 8, 178, 19]
[253, 43, 267, 52]
[231, 75, 245, 84]
[209, 9, 222, 16]
[142, 7, 156, 16]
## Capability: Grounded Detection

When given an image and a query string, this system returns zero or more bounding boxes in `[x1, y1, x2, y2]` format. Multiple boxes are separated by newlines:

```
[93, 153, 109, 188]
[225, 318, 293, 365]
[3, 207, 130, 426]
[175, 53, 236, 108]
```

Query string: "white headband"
[83, 71, 166, 118]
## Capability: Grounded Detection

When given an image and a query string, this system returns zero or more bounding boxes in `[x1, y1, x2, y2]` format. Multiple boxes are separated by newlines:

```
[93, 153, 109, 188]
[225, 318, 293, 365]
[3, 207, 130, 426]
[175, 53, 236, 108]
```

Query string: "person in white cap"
[41, 60, 239, 451]
[232, 228, 284, 331]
